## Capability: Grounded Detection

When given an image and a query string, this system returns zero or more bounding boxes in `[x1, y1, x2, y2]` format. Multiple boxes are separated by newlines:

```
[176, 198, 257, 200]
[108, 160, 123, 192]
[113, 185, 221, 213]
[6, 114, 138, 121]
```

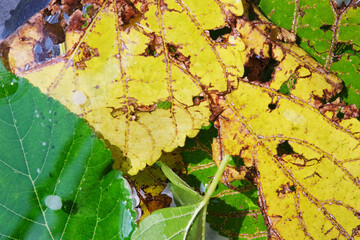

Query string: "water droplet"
[200, 182, 208, 194]
[0, 68, 19, 99]
[45, 195, 62, 210]
[72, 90, 87, 105]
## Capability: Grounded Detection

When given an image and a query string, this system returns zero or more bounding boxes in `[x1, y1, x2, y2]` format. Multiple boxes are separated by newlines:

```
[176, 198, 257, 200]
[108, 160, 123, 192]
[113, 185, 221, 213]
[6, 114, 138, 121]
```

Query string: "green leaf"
[155, 161, 202, 206]
[156, 101, 172, 110]
[0, 61, 136, 239]
[132, 157, 231, 240]
[257, 0, 360, 106]
[132, 204, 205, 240]
[182, 126, 267, 240]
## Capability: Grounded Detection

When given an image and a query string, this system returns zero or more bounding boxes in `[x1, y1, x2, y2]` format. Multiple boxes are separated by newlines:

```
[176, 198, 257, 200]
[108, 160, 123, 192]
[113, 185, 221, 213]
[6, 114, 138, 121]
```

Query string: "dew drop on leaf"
[45, 195, 62, 210]
[72, 90, 87, 105]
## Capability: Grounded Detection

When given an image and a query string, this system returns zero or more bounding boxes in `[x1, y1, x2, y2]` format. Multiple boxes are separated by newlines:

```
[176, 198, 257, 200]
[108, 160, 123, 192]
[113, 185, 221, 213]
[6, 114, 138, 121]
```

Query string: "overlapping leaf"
[257, 0, 360, 106]
[7, 0, 245, 174]
[132, 157, 232, 240]
[182, 126, 267, 240]
[0, 61, 136, 239]
[213, 7, 360, 238]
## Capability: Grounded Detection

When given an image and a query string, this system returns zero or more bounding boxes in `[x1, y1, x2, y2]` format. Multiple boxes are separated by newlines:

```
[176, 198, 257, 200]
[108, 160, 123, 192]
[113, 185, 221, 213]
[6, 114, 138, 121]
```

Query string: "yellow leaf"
[15, 0, 245, 174]
[219, 83, 360, 239]
[213, 6, 360, 239]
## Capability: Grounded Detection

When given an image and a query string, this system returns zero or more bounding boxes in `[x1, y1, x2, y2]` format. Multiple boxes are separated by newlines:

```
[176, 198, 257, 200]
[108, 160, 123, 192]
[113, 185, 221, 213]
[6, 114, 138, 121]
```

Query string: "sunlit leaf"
[0, 61, 136, 239]
[8, 0, 245, 175]
[182, 126, 267, 240]
[213, 9, 360, 237]
[257, 0, 360, 106]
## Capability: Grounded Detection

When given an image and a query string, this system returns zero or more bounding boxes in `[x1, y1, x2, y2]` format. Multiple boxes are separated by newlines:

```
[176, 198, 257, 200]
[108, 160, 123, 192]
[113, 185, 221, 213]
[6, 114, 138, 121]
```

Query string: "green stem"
[199, 154, 231, 208]
[182, 155, 231, 239]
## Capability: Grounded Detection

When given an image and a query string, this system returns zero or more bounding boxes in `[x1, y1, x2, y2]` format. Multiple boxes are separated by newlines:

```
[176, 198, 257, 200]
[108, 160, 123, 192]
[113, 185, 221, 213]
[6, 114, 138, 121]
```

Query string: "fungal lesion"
[276, 182, 296, 199]
[108, 99, 159, 121]
[166, 44, 191, 69]
[74, 42, 99, 70]
[276, 140, 323, 167]
[142, 33, 163, 57]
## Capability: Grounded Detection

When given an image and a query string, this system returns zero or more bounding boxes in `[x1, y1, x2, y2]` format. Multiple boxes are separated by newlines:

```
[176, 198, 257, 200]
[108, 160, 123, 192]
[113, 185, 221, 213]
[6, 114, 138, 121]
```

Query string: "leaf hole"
[244, 52, 279, 84]
[247, 5, 261, 21]
[337, 109, 345, 119]
[320, 24, 332, 32]
[192, 96, 205, 106]
[268, 103, 277, 110]
[33, 19, 66, 63]
[278, 75, 297, 95]
[156, 101, 172, 110]
[208, 26, 231, 41]
[166, 44, 190, 68]
[262, 58, 280, 83]
[332, 42, 358, 62]
[276, 141, 294, 157]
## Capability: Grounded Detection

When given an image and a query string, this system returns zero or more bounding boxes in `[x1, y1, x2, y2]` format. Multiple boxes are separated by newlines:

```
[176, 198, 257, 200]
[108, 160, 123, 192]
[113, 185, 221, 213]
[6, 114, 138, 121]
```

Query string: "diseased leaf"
[0, 61, 136, 239]
[182, 126, 267, 240]
[238, 6, 342, 105]
[211, 8, 360, 238]
[5, 0, 245, 175]
[257, 0, 360, 106]
[218, 82, 360, 239]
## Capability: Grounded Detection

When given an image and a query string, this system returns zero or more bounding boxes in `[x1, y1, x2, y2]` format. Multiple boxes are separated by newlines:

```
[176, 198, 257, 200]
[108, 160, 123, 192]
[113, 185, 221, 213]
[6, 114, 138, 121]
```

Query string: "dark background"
[0, 0, 51, 39]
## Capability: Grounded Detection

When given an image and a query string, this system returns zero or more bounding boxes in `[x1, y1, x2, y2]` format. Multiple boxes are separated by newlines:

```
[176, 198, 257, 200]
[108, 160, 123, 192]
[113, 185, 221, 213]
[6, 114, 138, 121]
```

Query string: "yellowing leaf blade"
[17, 0, 246, 174]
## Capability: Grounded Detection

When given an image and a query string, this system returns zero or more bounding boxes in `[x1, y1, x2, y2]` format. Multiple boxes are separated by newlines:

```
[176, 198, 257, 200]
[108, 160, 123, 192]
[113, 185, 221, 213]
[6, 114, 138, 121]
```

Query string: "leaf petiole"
[183, 154, 231, 239]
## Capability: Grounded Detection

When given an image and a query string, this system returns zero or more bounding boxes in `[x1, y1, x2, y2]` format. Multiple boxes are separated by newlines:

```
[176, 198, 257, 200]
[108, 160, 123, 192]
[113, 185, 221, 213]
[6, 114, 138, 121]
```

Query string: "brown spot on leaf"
[61, 0, 82, 15]
[66, 9, 86, 32]
[109, 101, 157, 120]
[318, 97, 359, 123]
[116, 0, 139, 28]
[167, 44, 191, 69]
[145, 194, 172, 213]
[276, 182, 296, 198]
[352, 225, 360, 238]
[269, 27, 296, 43]
[74, 42, 99, 69]
[142, 33, 163, 57]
